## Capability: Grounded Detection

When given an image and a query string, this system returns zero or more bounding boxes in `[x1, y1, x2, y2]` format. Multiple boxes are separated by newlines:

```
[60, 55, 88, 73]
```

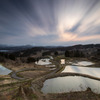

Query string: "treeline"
[65, 50, 84, 57]
[42, 51, 58, 56]
[0, 52, 16, 61]
[0, 52, 40, 63]
[26, 57, 40, 63]
[96, 49, 100, 56]
[91, 49, 100, 61]
[13, 47, 46, 57]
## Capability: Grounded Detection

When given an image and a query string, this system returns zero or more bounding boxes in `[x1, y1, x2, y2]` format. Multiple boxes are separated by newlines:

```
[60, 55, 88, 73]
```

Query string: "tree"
[9, 54, 16, 60]
[97, 49, 100, 56]
[74, 50, 80, 57]
[80, 51, 84, 57]
[27, 57, 36, 63]
[42, 51, 51, 56]
[0, 57, 5, 62]
[65, 50, 70, 57]
[54, 51, 58, 56]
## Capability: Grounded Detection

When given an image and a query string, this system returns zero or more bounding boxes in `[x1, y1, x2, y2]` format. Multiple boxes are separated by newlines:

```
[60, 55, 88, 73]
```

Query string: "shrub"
[65, 50, 70, 57]
[54, 51, 58, 56]
[27, 57, 36, 63]
[9, 54, 16, 60]
[42, 51, 51, 56]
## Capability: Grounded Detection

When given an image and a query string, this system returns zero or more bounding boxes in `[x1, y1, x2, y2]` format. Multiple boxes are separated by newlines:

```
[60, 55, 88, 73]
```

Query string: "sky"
[0, 0, 100, 46]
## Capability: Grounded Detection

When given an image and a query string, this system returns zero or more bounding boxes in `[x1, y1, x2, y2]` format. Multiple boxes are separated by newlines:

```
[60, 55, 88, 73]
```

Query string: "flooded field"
[62, 61, 100, 78]
[73, 61, 94, 66]
[35, 58, 52, 65]
[41, 76, 100, 94]
[0, 65, 12, 75]
[41, 61, 100, 94]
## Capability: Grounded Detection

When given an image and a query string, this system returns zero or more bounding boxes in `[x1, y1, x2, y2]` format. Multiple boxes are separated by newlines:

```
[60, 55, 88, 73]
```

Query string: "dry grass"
[17, 70, 48, 79]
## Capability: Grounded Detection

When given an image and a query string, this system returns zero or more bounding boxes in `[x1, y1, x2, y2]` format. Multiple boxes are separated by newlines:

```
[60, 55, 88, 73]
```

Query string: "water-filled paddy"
[42, 61, 100, 94]
[73, 61, 94, 66]
[35, 58, 52, 65]
[41, 76, 100, 94]
[62, 65, 100, 78]
[0, 65, 12, 75]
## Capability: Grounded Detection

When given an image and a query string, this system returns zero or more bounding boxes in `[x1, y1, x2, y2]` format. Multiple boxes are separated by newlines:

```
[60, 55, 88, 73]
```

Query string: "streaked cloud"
[0, 0, 100, 46]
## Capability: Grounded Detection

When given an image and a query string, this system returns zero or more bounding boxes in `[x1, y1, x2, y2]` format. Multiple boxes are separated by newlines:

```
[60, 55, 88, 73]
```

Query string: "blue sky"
[0, 0, 100, 46]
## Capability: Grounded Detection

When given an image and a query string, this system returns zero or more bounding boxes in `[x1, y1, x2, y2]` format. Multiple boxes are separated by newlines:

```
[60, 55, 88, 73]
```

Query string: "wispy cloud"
[0, 0, 100, 46]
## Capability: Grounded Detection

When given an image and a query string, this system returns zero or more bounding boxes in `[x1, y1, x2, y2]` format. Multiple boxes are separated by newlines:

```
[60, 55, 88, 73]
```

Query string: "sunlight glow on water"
[42, 61, 100, 94]
[62, 65, 100, 78]
[41, 76, 100, 94]
[73, 61, 94, 66]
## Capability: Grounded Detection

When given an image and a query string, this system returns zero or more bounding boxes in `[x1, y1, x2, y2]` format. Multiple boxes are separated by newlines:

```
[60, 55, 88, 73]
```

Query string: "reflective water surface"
[73, 61, 94, 66]
[0, 65, 12, 75]
[41, 76, 100, 94]
[42, 61, 100, 94]
[62, 65, 100, 78]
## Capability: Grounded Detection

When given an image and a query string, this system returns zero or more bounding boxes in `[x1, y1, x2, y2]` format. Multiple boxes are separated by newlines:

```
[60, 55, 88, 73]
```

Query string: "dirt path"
[11, 68, 49, 80]
[9, 62, 100, 100]
[11, 64, 100, 81]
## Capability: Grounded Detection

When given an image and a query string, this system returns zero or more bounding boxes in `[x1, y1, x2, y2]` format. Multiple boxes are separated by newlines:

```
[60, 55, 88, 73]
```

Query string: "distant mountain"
[10, 44, 100, 57]
[0, 44, 34, 52]
[39, 44, 100, 51]
[0, 44, 100, 53]
[64, 44, 100, 50]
